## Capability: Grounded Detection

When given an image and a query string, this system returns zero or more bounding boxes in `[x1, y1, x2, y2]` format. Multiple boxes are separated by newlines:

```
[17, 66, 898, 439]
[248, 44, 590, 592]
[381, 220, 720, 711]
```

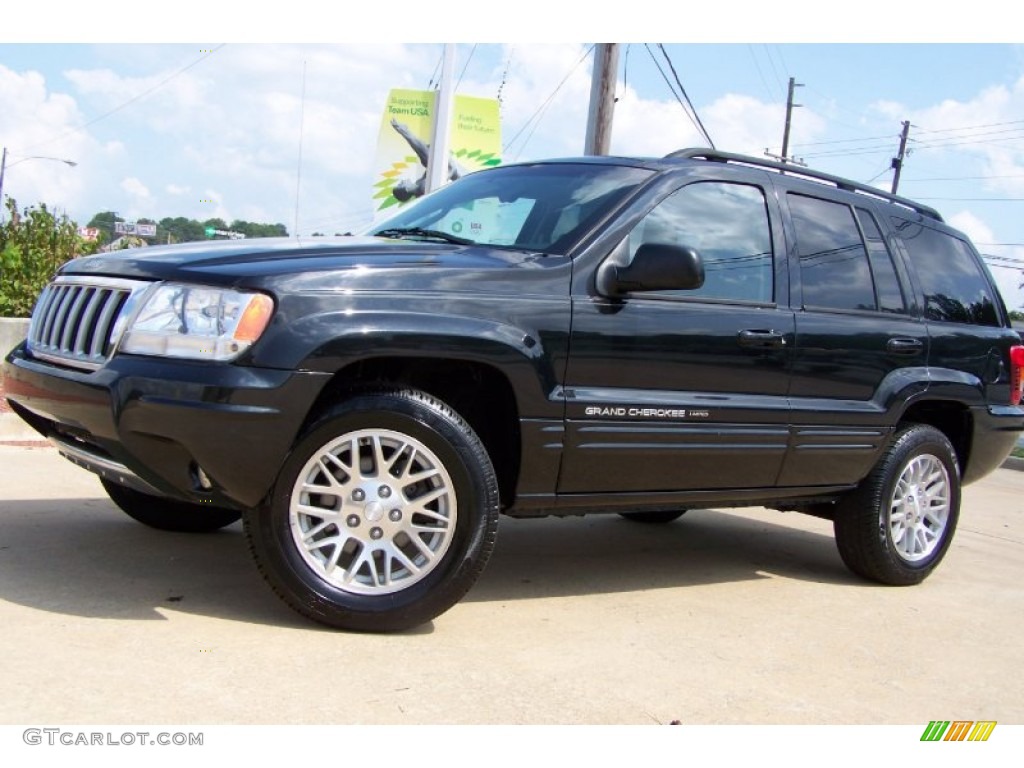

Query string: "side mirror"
[596, 243, 705, 296]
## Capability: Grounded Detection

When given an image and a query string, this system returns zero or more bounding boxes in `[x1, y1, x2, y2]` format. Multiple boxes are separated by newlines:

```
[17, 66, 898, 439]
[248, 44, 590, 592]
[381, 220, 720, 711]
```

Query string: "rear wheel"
[101, 479, 241, 533]
[619, 510, 688, 524]
[244, 389, 499, 632]
[833, 424, 960, 585]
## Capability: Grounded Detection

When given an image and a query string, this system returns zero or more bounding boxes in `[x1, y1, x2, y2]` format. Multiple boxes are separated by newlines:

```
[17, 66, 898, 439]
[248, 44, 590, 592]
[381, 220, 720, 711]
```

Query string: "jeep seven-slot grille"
[27, 277, 148, 370]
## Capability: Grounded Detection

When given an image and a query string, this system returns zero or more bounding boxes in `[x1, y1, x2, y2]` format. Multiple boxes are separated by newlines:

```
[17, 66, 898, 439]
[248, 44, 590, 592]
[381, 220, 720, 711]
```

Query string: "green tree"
[158, 216, 205, 243]
[1, 198, 99, 317]
[86, 210, 121, 246]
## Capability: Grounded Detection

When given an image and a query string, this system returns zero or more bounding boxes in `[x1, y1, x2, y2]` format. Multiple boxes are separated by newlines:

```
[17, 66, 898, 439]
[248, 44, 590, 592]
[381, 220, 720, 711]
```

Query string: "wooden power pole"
[780, 77, 803, 163]
[584, 44, 620, 156]
[891, 120, 911, 195]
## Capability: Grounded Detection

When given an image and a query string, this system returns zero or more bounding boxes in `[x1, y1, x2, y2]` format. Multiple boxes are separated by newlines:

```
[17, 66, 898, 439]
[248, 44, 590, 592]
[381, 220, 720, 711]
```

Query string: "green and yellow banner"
[373, 88, 501, 215]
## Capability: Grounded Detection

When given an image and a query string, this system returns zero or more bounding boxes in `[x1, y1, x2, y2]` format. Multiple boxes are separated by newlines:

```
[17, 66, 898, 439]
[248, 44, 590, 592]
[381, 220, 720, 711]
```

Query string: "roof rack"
[664, 148, 943, 222]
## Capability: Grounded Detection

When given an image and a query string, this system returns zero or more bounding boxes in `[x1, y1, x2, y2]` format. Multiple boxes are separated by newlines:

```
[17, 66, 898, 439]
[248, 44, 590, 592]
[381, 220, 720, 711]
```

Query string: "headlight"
[119, 284, 275, 361]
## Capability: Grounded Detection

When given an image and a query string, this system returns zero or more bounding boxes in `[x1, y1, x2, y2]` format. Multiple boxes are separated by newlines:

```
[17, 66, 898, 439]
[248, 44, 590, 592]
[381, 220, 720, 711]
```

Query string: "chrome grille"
[27, 276, 150, 370]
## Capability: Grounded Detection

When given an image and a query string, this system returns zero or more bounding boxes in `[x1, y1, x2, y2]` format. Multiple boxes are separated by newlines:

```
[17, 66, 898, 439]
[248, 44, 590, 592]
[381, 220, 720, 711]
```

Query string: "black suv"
[5, 149, 1023, 631]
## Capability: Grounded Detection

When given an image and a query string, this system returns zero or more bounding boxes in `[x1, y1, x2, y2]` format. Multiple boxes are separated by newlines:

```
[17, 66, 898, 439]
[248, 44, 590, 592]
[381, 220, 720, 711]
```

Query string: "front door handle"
[738, 329, 787, 349]
[886, 337, 924, 356]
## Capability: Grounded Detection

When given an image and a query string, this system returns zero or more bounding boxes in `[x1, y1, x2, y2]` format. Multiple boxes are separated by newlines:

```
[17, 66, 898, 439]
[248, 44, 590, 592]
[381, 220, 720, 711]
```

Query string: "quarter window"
[893, 217, 1000, 326]
[855, 207, 907, 315]
[627, 181, 773, 303]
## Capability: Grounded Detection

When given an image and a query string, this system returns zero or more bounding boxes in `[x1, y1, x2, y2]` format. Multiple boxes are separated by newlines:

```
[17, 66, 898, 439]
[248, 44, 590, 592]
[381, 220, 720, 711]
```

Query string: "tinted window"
[370, 163, 653, 254]
[627, 182, 773, 303]
[893, 217, 1000, 326]
[856, 207, 907, 315]
[789, 193, 875, 311]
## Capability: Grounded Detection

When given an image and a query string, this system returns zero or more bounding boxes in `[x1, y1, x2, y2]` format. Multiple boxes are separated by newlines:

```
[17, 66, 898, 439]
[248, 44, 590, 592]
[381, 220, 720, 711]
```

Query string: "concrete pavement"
[0, 442, 1022, 725]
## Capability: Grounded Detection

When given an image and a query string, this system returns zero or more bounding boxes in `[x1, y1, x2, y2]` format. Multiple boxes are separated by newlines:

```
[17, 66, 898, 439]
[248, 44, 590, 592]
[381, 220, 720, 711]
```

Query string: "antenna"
[294, 60, 307, 237]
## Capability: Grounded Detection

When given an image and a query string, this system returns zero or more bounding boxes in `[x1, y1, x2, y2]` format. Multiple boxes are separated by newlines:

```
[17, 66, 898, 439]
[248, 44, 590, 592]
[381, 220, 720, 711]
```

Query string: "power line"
[983, 260, 1024, 272]
[914, 118, 1024, 135]
[495, 46, 513, 113]
[656, 44, 715, 149]
[793, 133, 896, 148]
[746, 45, 778, 103]
[426, 51, 442, 89]
[916, 197, 1024, 201]
[503, 44, 595, 159]
[21, 45, 226, 154]
[864, 165, 892, 185]
[454, 44, 477, 91]
[907, 132, 1024, 152]
[900, 174, 1024, 183]
[762, 44, 787, 99]
[643, 44, 711, 148]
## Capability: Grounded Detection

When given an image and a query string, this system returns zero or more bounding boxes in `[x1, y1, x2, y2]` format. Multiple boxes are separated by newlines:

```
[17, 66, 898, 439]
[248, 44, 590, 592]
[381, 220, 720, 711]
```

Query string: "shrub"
[0, 198, 99, 317]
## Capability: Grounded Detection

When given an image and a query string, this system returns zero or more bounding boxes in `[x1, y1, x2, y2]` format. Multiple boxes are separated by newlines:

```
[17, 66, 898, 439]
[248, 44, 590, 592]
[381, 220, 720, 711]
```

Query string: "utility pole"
[780, 77, 803, 163]
[426, 44, 456, 194]
[584, 44, 620, 156]
[0, 147, 7, 208]
[891, 120, 911, 195]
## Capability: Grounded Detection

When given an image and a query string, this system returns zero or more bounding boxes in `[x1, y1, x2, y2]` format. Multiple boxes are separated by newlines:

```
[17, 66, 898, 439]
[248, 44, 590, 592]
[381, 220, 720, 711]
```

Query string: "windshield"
[367, 163, 653, 254]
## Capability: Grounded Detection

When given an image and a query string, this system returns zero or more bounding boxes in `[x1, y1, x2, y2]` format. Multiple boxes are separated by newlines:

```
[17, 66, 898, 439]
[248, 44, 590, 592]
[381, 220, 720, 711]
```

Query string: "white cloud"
[120, 177, 151, 198]
[878, 75, 1024, 197]
[0, 64, 95, 212]
[4, 42, 1023, 255]
[949, 210, 994, 244]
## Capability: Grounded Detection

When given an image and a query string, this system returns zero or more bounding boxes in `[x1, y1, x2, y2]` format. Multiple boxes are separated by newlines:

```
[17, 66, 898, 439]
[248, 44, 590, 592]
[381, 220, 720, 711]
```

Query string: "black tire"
[619, 510, 688, 524]
[244, 389, 499, 632]
[833, 424, 961, 586]
[101, 479, 241, 533]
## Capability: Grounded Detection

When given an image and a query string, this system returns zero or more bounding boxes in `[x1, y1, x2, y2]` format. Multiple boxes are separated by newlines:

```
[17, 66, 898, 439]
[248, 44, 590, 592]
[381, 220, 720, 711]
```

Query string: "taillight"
[1010, 345, 1024, 405]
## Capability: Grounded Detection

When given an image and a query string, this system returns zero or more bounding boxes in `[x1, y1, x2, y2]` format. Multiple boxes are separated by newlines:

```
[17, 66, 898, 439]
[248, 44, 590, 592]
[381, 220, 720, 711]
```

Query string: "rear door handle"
[886, 337, 924, 356]
[738, 329, 787, 349]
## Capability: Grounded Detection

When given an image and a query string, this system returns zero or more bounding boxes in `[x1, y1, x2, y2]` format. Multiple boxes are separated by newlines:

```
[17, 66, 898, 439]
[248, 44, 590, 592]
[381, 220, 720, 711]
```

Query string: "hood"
[61, 236, 556, 284]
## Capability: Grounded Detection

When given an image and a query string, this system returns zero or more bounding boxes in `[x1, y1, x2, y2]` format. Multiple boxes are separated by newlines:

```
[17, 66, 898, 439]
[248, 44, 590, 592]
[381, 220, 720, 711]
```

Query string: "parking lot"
[0, 441, 1022, 725]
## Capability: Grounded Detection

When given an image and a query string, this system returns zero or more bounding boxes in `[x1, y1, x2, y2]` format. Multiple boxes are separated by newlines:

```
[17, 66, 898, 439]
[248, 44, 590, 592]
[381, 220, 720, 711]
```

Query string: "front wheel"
[833, 424, 960, 585]
[244, 389, 499, 632]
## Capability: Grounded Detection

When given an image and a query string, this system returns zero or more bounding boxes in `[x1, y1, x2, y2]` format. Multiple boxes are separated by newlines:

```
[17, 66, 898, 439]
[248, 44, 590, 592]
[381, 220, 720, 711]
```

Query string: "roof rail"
[664, 148, 943, 222]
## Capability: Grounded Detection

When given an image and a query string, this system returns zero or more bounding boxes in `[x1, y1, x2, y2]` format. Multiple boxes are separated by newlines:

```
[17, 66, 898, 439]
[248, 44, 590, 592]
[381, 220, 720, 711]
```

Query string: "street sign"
[205, 228, 246, 240]
[115, 222, 157, 237]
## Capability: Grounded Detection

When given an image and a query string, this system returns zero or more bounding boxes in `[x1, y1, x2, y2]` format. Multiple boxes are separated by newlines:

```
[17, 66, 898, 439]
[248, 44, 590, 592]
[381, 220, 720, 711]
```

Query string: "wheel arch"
[898, 398, 971, 477]
[303, 356, 522, 509]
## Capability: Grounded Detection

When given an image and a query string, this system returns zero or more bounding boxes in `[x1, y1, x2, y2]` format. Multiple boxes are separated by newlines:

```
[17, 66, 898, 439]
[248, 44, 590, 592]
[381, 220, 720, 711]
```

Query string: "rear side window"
[788, 193, 875, 311]
[892, 217, 1000, 326]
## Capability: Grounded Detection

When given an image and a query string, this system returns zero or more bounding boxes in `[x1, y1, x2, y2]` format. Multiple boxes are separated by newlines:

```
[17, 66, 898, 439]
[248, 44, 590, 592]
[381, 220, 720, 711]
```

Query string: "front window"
[368, 163, 652, 254]
[624, 181, 774, 303]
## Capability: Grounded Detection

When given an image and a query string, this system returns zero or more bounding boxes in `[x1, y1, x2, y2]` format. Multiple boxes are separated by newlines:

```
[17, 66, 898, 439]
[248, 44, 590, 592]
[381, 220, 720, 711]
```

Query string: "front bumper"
[3, 343, 330, 508]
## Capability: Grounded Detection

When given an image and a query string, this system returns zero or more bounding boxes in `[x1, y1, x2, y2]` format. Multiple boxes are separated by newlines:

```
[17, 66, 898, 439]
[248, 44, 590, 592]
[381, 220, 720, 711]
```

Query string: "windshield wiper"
[373, 227, 475, 246]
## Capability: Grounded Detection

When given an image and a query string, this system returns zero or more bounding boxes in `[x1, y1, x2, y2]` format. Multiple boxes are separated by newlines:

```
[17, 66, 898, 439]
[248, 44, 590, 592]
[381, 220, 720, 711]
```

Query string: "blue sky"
[3, 2, 1024, 307]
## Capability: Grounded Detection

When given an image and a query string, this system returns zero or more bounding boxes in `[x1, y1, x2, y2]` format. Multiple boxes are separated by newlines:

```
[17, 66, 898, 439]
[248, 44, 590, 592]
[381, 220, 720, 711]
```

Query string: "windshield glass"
[367, 163, 653, 254]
